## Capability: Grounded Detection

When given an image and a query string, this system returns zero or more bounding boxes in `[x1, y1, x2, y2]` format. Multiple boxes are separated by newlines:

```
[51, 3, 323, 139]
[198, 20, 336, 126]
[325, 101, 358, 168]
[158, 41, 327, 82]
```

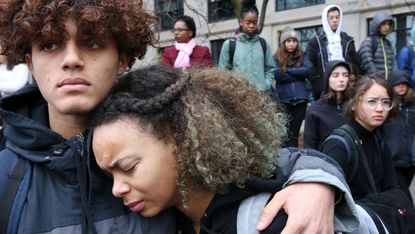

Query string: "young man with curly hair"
[0, 0, 356, 233]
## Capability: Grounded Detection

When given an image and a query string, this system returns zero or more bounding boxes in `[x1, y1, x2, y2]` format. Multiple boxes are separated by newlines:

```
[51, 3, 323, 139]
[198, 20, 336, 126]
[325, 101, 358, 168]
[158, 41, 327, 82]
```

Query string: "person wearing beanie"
[383, 70, 415, 201]
[273, 26, 310, 147]
[304, 60, 351, 150]
[358, 12, 397, 80]
[306, 4, 359, 101]
[397, 25, 415, 86]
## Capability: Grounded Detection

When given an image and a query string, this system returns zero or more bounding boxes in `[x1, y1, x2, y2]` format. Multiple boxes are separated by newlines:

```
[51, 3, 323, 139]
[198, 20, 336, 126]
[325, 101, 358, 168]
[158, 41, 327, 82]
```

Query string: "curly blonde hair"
[92, 65, 287, 197]
[0, 0, 158, 68]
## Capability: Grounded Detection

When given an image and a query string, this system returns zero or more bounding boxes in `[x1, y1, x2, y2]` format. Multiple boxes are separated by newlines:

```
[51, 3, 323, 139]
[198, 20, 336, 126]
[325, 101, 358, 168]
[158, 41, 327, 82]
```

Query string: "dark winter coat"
[273, 53, 310, 104]
[383, 100, 415, 167]
[303, 61, 350, 150]
[175, 148, 359, 233]
[321, 121, 399, 200]
[306, 31, 358, 99]
[358, 12, 396, 79]
[0, 84, 175, 234]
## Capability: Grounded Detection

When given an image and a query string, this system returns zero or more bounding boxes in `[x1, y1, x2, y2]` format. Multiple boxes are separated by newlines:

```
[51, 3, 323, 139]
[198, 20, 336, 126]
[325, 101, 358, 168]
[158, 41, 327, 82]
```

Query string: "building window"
[367, 13, 414, 53]
[291, 25, 323, 50]
[208, 0, 237, 23]
[210, 39, 226, 65]
[276, 0, 325, 11]
[155, 0, 184, 31]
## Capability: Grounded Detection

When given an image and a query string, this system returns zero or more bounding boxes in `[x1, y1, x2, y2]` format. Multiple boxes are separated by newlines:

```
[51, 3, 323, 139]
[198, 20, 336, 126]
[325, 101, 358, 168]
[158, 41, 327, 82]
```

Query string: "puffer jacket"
[358, 12, 396, 79]
[219, 33, 275, 91]
[273, 53, 310, 104]
[0, 84, 175, 234]
[383, 100, 415, 167]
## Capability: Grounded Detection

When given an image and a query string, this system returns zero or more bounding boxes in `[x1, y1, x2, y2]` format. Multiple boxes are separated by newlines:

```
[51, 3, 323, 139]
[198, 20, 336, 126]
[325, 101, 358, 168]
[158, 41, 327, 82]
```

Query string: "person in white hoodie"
[306, 4, 360, 100]
[0, 51, 30, 97]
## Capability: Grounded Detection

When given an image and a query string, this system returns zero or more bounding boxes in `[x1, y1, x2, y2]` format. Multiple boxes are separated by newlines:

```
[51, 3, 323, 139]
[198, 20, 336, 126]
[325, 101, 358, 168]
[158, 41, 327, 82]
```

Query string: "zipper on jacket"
[380, 37, 388, 80]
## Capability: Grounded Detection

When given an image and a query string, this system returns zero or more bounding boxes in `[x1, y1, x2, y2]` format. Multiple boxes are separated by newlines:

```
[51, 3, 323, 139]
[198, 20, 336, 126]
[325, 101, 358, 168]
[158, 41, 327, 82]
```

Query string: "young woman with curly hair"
[91, 65, 358, 233]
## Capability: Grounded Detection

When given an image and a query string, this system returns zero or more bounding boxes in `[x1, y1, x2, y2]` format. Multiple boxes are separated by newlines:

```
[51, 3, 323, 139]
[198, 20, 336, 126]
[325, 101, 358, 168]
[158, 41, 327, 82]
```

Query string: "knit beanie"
[280, 27, 298, 45]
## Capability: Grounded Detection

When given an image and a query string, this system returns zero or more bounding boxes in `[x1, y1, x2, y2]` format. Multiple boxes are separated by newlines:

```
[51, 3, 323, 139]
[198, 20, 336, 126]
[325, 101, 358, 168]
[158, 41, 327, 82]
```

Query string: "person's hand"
[256, 182, 335, 234]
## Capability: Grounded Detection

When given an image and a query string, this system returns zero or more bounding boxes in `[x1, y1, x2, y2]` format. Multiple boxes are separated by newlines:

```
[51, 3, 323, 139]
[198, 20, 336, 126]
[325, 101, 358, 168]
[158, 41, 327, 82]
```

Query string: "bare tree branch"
[258, 0, 269, 34]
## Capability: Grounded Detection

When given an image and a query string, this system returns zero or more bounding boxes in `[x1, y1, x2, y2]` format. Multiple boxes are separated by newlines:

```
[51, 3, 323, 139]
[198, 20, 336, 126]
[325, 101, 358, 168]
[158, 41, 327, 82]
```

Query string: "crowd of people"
[158, 0, 415, 232]
[0, 0, 415, 233]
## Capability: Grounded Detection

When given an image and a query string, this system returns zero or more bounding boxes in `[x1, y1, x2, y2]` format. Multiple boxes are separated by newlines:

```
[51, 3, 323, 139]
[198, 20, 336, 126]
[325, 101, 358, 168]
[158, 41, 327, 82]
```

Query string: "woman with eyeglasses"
[320, 76, 415, 233]
[162, 15, 212, 69]
[321, 75, 399, 199]
[304, 60, 351, 150]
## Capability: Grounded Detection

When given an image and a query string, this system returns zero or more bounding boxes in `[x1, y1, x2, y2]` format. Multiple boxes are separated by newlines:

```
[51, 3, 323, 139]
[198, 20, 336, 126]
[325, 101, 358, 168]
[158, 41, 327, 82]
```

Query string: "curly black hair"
[92, 65, 287, 198]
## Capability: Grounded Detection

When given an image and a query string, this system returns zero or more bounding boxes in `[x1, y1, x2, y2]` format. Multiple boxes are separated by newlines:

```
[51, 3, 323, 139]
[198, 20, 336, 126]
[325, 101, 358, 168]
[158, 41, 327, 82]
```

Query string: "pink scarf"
[174, 38, 196, 68]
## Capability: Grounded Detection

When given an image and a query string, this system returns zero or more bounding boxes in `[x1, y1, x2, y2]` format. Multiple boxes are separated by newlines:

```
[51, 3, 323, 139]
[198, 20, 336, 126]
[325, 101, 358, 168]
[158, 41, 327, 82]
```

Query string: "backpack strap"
[237, 192, 272, 234]
[259, 37, 267, 56]
[321, 126, 359, 181]
[228, 38, 236, 70]
[339, 125, 377, 193]
[0, 153, 25, 234]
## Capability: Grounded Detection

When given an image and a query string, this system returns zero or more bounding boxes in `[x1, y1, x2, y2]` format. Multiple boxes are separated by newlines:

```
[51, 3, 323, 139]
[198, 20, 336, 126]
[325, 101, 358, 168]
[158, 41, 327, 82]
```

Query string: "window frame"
[154, 0, 184, 31]
[276, 0, 325, 12]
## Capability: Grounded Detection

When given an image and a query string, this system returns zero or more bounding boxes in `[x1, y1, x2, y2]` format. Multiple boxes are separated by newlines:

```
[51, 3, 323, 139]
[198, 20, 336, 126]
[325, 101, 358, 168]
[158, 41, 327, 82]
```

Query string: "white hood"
[322, 4, 343, 37]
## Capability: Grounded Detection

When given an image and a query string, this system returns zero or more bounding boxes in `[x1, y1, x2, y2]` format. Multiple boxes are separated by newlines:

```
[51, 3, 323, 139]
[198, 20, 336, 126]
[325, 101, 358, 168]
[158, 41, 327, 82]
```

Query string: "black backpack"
[227, 36, 267, 70]
[321, 124, 415, 234]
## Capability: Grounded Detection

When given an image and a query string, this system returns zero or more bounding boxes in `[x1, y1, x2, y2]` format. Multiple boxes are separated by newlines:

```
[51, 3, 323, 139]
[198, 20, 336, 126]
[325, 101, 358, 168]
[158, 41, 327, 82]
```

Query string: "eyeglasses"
[362, 98, 393, 110]
[171, 28, 190, 33]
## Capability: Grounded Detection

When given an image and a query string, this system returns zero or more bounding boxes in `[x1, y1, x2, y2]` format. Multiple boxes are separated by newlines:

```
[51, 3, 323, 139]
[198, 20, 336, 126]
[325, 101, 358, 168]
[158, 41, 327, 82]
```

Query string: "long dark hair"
[273, 41, 303, 72]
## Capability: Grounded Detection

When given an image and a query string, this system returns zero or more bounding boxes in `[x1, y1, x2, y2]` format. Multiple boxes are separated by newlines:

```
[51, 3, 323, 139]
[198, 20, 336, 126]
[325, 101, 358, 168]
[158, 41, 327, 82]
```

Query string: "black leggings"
[281, 102, 308, 148]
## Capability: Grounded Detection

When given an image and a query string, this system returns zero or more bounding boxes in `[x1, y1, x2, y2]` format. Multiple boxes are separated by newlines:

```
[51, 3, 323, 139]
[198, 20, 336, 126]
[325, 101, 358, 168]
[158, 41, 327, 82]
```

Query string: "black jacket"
[273, 53, 310, 104]
[306, 31, 359, 99]
[303, 61, 350, 150]
[0, 84, 175, 233]
[176, 188, 287, 234]
[383, 100, 415, 167]
[321, 121, 398, 200]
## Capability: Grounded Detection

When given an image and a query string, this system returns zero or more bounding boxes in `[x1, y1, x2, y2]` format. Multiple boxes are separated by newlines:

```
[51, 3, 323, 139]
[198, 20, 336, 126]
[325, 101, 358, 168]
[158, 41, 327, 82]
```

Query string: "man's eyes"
[42, 42, 59, 52]
[85, 41, 101, 49]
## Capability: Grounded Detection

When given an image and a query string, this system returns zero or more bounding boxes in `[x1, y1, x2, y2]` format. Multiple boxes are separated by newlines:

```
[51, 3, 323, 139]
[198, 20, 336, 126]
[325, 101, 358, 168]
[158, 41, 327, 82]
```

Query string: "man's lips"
[57, 78, 91, 87]
[125, 201, 145, 213]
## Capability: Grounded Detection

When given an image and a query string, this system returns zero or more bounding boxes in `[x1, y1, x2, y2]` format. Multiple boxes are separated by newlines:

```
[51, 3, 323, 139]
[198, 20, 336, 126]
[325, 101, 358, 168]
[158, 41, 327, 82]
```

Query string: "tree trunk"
[258, 0, 269, 34]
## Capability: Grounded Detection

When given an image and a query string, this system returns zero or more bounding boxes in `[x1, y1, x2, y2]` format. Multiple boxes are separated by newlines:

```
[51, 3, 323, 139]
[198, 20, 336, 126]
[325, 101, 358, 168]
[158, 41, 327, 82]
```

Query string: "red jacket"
[162, 45, 212, 68]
